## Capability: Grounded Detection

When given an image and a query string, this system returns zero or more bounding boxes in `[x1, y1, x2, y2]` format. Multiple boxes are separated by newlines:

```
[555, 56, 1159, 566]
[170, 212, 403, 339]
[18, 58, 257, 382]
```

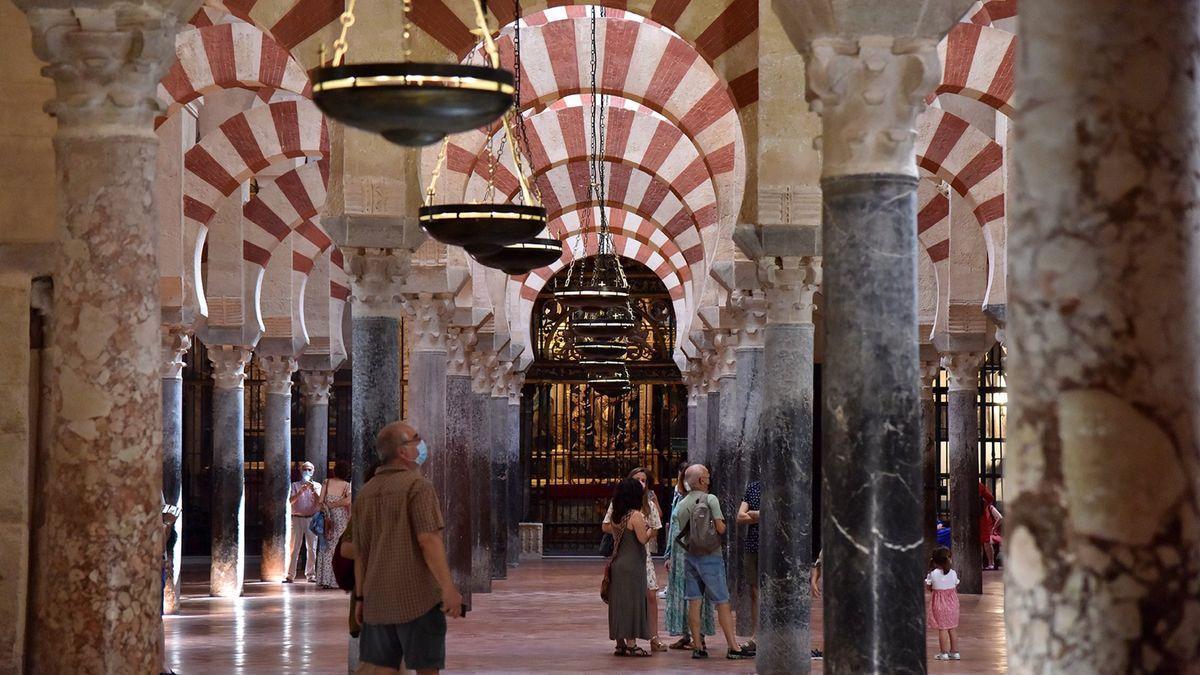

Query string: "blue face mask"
[302, 470, 313, 481]
[415, 440, 429, 466]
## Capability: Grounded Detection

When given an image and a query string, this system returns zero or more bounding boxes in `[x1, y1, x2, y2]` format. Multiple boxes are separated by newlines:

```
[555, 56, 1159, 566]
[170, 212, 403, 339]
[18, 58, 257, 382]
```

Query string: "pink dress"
[926, 568, 960, 630]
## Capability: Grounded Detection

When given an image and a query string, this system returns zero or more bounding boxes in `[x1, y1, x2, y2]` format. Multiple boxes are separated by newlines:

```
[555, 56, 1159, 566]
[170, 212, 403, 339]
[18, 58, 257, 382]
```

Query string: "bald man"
[674, 464, 753, 660]
[353, 421, 463, 674]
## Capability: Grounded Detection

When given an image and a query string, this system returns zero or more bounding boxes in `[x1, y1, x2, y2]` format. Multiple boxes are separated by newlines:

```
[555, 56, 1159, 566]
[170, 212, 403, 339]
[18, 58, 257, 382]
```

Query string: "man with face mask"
[353, 421, 464, 674]
[286, 461, 323, 582]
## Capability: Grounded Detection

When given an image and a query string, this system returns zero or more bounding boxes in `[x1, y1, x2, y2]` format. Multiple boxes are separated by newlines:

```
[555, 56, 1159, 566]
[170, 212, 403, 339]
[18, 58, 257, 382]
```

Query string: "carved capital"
[207, 344, 252, 390]
[490, 359, 512, 399]
[299, 369, 335, 406]
[506, 369, 525, 405]
[446, 326, 477, 377]
[345, 248, 409, 315]
[940, 351, 986, 393]
[709, 331, 738, 380]
[730, 290, 768, 350]
[258, 354, 297, 396]
[471, 344, 498, 395]
[401, 293, 454, 352]
[919, 359, 940, 400]
[161, 327, 191, 380]
[19, 1, 197, 132]
[761, 256, 822, 325]
[807, 35, 940, 178]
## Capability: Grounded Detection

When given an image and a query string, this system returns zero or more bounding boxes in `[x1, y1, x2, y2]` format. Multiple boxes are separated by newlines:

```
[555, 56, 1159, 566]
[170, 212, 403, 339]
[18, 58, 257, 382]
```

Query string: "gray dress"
[607, 517, 651, 641]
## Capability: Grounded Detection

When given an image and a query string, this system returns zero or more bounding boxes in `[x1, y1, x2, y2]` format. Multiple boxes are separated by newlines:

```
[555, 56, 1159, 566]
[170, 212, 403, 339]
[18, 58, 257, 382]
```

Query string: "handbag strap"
[611, 513, 632, 558]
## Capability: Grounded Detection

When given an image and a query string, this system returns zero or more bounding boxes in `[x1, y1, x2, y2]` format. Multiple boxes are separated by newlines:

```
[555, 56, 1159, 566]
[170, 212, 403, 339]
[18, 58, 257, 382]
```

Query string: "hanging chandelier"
[472, 237, 563, 274]
[570, 306, 635, 339]
[553, 5, 629, 310]
[311, 0, 514, 147]
[574, 338, 627, 361]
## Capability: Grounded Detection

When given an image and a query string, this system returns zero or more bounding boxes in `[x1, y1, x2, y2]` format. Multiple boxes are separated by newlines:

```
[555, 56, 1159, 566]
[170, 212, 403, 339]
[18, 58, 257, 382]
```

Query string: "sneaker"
[810, 649, 823, 660]
[726, 647, 755, 660]
[282, 578, 293, 584]
[691, 649, 709, 660]
[935, 652, 951, 661]
[950, 652, 961, 660]
[741, 640, 757, 655]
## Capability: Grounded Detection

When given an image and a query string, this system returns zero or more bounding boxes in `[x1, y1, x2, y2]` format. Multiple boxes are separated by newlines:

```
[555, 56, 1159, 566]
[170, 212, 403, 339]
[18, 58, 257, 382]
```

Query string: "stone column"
[489, 365, 510, 580]
[505, 373, 524, 567]
[17, 2, 196, 669]
[161, 328, 191, 614]
[401, 293, 453, 496]
[729, 291, 767, 635]
[941, 351, 985, 594]
[259, 355, 298, 582]
[207, 345, 252, 597]
[919, 358, 940, 558]
[685, 364, 709, 465]
[469, 343, 496, 593]
[345, 249, 405, 491]
[758, 257, 820, 674]
[1006, 2, 1200, 670]
[807, 35, 940, 673]
[300, 370, 335, 483]
[444, 327, 475, 606]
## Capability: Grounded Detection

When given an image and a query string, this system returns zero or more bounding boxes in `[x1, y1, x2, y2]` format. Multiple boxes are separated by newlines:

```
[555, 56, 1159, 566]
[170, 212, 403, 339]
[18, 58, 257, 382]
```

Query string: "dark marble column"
[161, 329, 190, 614]
[505, 387, 523, 567]
[207, 344, 253, 597]
[259, 355, 298, 583]
[919, 359, 940, 559]
[1005, 3, 1200, 669]
[758, 257, 820, 674]
[706, 389, 720, 471]
[807, 34, 939, 673]
[712, 333, 739, 538]
[489, 390, 510, 580]
[401, 293, 454, 497]
[942, 351, 985, 594]
[444, 326, 476, 607]
[300, 370, 335, 482]
[729, 293, 766, 636]
[350, 315, 399, 490]
[469, 345, 496, 593]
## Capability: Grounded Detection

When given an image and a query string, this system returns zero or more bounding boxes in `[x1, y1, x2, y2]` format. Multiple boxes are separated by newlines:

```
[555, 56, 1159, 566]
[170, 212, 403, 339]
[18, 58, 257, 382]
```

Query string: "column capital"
[299, 369, 335, 406]
[919, 359, 940, 401]
[761, 256, 822, 325]
[446, 325, 477, 377]
[489, 359, 512, 399]
[471, 342, 498, 394]
[207, 344, 252, 391]
[730, 289, 768, 350]
[17, 1, 196, 133]
[807, 35, 940, 178]
[161, 327, 192, 380]
[940, 351, 986, 393]
[345, 247, 409, 316]
[258, 354, 298, 396]
[709, 331, 738, 380]
[506, 369, 525, 405]
[401, 293, 455, 352]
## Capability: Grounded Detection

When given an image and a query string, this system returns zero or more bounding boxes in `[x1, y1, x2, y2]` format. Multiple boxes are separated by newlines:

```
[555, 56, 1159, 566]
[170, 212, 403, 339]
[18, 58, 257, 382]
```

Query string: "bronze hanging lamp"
[574, 338, 628, 361]
[570, 305, 635, 339]
[553, 5, 630, 310]
[312, 0, 514, 147]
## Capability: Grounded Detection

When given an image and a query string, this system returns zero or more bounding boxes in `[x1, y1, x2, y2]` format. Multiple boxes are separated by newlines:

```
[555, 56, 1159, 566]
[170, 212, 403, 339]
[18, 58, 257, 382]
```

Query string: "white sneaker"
[950, 652, 961, 660]
[934, 653, 951, 661]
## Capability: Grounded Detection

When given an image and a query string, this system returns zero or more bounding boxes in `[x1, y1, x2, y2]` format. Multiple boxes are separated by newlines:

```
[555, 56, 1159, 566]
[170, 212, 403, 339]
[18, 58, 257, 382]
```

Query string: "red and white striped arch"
[242, 159, 329, 267]
[932, 23, 1015, 116]
[158, 22, 311, 121]
[966, 0, 1017, 26]
[537, 205, 695, 285]
[917, 179, 950, 336]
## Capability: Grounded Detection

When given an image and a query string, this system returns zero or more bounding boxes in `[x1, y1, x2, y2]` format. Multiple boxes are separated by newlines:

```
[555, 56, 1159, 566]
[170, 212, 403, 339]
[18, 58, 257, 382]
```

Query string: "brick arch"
[918, 179, 950, 337]
[967, 0, 1017, 26]
[158, 22, 310, 122]
[242, 159, 330, 267]
[932, 23, 1015, 116]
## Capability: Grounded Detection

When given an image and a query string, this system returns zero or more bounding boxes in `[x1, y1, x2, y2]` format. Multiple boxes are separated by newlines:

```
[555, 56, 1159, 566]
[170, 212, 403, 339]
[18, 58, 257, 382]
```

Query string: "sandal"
[626, 646, 652, 657]
[650, 637, 668, 652]
[614, 642, 629, 657]
[669, 637, 692, 650]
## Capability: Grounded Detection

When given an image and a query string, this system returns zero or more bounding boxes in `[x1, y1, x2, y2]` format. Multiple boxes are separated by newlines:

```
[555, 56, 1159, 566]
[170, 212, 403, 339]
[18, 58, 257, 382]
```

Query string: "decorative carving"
[919, 359, 940, 400]
[207, 344, 252, 391]
[761, 256, 822, 325]
[345, 248, 408, 315]
[807, 35, 940, 178]
[471, 343, 498, 395]
[160, 328, 191, 380]
[299, 369, 335, 406]
[758, 185, 823, 226]
[258, 355, 298, 396]
[506, 369, 525, 405]
[490, 359, 512, 399]
[18, 1, 194, 130]
[446, 326, 477, 377]
[940, 351, 986, 392]
[730, 289, 768, 349]
[710, 330, 738, 380]
[401, 293, 455, 352]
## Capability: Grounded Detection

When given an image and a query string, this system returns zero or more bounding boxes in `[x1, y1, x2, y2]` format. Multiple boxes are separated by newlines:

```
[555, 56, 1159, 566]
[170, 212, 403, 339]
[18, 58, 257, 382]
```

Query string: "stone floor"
[166, 559, 1007, 673]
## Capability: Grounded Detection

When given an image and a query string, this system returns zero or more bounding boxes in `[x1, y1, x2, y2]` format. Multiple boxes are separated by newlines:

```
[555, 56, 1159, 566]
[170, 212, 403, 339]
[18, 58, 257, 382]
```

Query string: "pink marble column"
[1007, 1, 1200, 670]
[15, 1, 199, 671]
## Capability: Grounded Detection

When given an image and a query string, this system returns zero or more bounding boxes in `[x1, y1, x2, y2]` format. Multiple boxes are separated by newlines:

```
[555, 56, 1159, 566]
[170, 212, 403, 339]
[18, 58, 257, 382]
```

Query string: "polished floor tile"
[166, 560, 1006, 673]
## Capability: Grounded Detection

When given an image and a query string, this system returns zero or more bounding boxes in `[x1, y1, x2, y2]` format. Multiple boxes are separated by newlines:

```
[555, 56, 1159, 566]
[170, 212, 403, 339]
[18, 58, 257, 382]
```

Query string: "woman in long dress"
[607, 477, 654, 657]
[315, 460, 353, 588]
[604, 467, 666, 650]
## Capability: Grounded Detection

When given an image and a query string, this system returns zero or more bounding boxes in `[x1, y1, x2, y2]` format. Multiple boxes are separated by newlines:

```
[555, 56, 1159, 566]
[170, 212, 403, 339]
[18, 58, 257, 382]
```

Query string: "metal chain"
[402, 0, 413, 61]
[425, 137, 449, 206]
[331, 0, 358, 66]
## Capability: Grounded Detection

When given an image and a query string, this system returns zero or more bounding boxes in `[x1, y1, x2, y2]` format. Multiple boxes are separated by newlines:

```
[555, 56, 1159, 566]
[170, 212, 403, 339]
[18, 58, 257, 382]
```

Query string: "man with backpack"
[673, 464, 755, 660]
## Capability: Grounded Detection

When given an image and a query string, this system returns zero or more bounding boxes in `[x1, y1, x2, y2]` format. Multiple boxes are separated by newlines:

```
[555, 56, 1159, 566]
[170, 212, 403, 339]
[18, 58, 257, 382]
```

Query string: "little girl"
[926, 546, 961, 661]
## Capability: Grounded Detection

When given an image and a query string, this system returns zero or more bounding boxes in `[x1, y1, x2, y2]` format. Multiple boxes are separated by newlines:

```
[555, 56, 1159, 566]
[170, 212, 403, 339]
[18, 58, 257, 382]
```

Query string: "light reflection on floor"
[165, 560, 1007, 673]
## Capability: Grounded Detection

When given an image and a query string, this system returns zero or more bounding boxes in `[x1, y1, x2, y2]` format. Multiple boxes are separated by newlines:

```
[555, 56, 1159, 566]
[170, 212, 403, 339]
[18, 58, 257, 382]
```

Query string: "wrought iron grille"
[523, 259, 687, 555]
[933, 342, 1007, 519]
